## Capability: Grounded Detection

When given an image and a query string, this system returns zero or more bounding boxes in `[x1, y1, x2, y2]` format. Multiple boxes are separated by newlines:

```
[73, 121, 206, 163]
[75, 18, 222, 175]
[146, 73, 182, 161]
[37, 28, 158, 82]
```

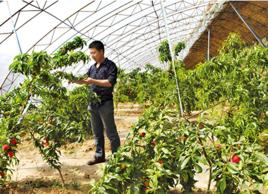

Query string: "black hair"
[88, 40, 105, 53]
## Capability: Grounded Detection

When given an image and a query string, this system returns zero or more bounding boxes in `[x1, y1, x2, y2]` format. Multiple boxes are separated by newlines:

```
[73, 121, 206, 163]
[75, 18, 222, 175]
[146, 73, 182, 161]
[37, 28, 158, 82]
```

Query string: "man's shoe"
[87, 157, 106, 165]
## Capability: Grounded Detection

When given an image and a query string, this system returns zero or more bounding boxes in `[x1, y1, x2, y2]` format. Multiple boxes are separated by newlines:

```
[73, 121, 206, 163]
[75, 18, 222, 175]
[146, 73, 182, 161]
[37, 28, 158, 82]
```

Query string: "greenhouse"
[0, 0, 267, 193]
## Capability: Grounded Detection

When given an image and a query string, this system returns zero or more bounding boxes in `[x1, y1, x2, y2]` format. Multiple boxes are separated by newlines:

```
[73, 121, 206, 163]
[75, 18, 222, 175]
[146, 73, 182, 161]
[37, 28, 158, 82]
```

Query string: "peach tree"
[0, 37, 98, 186]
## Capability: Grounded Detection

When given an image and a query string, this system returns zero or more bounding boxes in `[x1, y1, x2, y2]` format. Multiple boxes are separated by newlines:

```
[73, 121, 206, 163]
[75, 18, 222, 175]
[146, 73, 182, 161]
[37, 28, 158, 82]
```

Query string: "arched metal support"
[0, 0, 58, 95]
[0, 0, 218, 94]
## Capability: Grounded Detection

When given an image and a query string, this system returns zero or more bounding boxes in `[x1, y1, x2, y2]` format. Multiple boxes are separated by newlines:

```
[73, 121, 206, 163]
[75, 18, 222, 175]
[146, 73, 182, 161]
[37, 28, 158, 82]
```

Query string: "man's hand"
[85, 77, 93, 84]
[68, 78, 111, 87]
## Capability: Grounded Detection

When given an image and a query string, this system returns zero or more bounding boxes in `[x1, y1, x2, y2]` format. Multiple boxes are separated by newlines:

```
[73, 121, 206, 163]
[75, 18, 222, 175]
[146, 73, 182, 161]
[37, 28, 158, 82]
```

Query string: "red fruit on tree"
[215, 144, 222, 150]
[151, 139, 156, 146]
[8, 151, 14, 158]
[144, 181, 149, 187]
[231, 155, 241, 163]
[158, 159, 164, 165]
[0, 171, 5, 178]
[198, 122, 205, 129]
[10, 138, 17, 145]
[140, 132, 146, 137]
[214, 142, 222, 150]
[2, 144, 10, 151]
[42, 138, 49, 147]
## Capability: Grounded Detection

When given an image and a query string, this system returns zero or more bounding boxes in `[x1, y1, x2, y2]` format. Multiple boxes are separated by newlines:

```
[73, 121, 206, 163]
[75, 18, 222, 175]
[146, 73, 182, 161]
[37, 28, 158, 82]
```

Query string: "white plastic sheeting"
[0, 0, 220, 93]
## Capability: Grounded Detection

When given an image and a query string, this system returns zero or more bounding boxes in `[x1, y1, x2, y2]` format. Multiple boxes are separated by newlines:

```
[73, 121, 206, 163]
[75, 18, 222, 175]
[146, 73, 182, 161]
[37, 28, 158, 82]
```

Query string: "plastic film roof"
[0, 0, 221, 94]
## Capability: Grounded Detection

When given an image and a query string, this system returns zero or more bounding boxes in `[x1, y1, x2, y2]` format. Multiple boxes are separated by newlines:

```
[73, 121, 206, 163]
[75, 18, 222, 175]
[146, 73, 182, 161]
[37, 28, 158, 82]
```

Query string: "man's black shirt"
[87, 58, 117, 104]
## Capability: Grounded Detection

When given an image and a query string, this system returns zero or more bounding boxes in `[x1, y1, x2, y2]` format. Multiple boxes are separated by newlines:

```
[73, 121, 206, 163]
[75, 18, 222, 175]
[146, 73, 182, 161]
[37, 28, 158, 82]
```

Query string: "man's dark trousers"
[89, 100, 120, 159]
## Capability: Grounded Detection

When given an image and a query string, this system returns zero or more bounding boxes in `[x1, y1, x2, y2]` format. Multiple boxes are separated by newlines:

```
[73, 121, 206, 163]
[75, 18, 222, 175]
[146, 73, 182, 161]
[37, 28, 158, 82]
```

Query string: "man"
[70, 40, 120, 165]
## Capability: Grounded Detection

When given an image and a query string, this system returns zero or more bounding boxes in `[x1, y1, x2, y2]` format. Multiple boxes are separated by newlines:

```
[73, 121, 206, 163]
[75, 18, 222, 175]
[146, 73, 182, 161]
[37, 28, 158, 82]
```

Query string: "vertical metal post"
[160, 0, 184, 117]
[207, 29, 210, 60]
[230, 2, 265, 47]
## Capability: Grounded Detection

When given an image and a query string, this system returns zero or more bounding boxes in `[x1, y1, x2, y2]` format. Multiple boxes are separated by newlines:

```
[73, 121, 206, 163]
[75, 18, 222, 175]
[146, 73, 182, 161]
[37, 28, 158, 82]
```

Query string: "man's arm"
[71, 77, 112, 87]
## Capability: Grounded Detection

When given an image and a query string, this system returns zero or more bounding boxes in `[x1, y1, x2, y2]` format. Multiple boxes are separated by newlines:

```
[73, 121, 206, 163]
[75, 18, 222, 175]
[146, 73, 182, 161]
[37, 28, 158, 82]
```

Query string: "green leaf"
[255, 152, 268, 164]
[128, 184, 140, 194]
[218, 177, 226, 193]
[161, 147, 170, 154]
[194, 164, 203, 173]
[227, 163, 239, 174]
[181, 156, 190, 170]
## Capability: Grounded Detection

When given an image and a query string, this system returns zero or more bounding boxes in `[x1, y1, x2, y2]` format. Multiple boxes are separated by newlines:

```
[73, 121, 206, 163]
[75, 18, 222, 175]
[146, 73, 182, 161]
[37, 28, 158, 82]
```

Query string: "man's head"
[89, 40, 105, 63]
